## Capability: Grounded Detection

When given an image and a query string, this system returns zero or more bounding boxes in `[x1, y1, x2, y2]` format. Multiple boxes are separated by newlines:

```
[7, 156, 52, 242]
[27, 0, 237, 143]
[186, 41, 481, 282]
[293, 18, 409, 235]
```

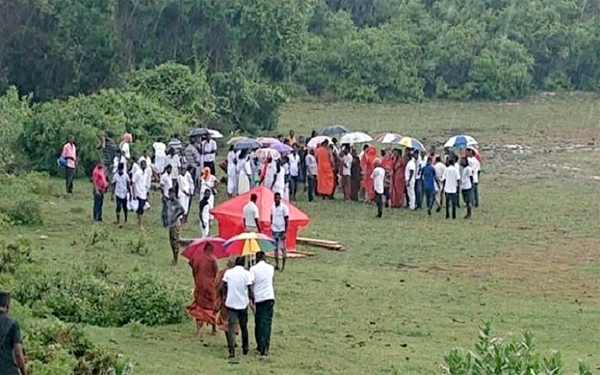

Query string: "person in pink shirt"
[92, 163, 108, 221]
[61, 135, 77, 194]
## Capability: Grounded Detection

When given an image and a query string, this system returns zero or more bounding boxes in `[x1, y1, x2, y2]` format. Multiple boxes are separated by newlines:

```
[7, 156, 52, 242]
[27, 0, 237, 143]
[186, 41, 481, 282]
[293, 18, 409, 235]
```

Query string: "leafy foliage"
[442, 321, 591, 375]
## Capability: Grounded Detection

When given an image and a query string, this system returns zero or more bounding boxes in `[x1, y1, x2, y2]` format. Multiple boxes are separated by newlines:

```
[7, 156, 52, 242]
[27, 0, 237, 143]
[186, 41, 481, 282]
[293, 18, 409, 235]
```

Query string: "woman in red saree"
[390, 148, 406, 208]
[362, 146, 378, 201]
[316, 142, 335, 198]
[187, 244, 218, 338]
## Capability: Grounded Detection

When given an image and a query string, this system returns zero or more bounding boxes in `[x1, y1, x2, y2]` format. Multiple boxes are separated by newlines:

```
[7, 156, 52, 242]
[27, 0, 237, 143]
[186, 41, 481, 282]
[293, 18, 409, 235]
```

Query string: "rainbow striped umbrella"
[223, 232, 276, 257]
[397, 136, 426, 151]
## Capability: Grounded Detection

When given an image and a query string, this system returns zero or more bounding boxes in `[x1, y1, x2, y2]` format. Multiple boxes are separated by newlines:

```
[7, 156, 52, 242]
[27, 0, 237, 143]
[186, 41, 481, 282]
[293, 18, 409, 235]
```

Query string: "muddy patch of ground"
[425, 239, 600, 302]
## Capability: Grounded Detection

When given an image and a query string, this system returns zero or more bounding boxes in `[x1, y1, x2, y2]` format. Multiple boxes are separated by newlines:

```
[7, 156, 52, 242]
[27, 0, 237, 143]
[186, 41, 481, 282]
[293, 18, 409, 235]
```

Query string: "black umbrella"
[233, 138, 261, 151]
[189, 128, 209, 137]
[319, 125, 350, 136]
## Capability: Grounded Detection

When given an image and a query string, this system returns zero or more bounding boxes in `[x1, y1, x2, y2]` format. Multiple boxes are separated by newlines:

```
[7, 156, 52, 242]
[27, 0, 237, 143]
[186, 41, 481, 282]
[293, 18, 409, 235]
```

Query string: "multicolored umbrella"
[270, 142, 293, 154]
[182, 237, 227, 260]
[227, 136, 248, 145]
[397, 136, 426, 151]
[306, 135, 332, 149]
[444, 135, 478, 149]
[339, 131, 373, 144]
[374, 132, 403, 144]
[223, 232, 276, 257]
[319, 125, 350, 137]
[257, 137, 281, 147]
[255, 148, 281, 161]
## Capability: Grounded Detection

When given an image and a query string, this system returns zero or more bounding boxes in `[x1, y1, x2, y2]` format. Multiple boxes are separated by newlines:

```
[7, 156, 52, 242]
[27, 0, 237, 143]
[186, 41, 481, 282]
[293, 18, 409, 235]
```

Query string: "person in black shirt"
[0, 292, 26, 375]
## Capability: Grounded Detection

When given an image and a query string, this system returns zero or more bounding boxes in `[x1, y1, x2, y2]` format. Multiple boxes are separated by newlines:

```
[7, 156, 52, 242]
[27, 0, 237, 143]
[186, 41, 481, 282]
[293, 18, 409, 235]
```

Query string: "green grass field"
[3, 95, 600, 374]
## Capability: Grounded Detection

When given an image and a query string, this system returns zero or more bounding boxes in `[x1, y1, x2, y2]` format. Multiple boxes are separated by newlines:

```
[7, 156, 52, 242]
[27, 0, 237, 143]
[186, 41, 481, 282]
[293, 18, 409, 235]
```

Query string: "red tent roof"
[211, 186, 310, 227]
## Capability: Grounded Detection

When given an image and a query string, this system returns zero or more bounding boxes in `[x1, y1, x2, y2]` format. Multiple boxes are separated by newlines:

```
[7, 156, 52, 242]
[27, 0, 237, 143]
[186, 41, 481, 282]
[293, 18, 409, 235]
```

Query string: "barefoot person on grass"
[187, 243, 218, 339]
[166, 188, 185, 265]
[131, 159, 149, 231]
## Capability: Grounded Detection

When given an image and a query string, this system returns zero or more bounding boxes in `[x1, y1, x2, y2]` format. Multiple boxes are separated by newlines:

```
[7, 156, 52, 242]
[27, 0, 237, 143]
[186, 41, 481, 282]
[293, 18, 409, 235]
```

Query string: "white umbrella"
[208, 129, 224, 138]
[374, 133, 403, 144]
[307, 135, 332, 149]
[444, 135, 478, 148]
[340, 131, 373, 144]
[254, 148, 281, 161]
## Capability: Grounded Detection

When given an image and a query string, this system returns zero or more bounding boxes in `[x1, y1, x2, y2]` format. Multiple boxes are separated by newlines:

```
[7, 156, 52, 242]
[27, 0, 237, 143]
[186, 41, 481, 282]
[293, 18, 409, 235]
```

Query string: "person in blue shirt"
[422, 158, 439, 216]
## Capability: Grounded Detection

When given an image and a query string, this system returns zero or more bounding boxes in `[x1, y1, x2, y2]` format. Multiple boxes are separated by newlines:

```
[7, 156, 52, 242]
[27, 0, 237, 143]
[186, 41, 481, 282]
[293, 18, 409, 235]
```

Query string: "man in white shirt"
[153, 138, 167, 174]
[221, 257, 254, 362]
[371, 158, 385, 218]
[111, 163, 130, 226]
[433, 156, 446, 211]
[132, 159, 149, 231]
[305, 149, 317, 202]
[460, 158, 474, 219]
[165, 148, 181, 185]
[249, 251, 275, 356]
[160, 165, 173, 227]
[467, 149, 481, 207]
[202, 135, 218, 175]
[288, 149, 300, 201]
[243, 194, 261, 232]
[441, 158, 461, 220]
[405, 153, 417, 210]
[270, 192, 289, 272]
[341, 148, 353, 201]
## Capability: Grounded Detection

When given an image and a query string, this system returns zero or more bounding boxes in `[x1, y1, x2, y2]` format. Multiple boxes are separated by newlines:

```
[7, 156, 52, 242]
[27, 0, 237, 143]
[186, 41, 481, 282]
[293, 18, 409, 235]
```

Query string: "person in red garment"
[390, 148, 406, 208]
[316, 140, 335, 199]
[187, 243, 219, 339]
[362, 146, 378, 201]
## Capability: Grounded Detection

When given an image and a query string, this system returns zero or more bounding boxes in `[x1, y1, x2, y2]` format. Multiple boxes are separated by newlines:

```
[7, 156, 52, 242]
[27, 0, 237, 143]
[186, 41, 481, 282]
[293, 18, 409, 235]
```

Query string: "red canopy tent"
[210, 186, 310, 252]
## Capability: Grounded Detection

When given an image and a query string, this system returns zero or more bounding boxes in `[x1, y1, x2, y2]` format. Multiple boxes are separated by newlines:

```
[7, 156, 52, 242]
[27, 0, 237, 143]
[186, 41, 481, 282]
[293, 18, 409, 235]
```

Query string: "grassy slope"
[4, 95, 600, 374]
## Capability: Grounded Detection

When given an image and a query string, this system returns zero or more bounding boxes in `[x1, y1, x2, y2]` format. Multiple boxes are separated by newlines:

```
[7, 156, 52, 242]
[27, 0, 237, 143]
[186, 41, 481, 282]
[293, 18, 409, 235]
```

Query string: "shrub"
[0, 199, 43, 226]
[0, 236, 32, 274]
[442, 321, 591, 375]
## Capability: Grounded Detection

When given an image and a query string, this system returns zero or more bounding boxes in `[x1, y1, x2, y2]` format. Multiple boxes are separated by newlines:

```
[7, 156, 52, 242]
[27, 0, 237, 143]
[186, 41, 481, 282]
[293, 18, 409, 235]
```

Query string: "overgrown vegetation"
[442, 322, 592, 375]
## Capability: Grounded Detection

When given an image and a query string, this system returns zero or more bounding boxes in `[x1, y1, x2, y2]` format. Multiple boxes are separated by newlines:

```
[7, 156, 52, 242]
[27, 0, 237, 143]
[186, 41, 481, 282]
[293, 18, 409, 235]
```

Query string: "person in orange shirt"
[187, 244, 219, 338]
[316, 141, 335, 198]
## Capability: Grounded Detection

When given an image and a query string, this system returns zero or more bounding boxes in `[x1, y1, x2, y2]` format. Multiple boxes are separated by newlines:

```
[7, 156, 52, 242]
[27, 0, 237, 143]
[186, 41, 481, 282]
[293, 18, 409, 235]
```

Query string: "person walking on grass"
[433, 156, 446, 211]
[460, 157, 474, 219]
[422, 158, 439, 216]
[112, 163, 130, 227]
[61, 135, 77, 195]
[270, 192, 289, 272]
[0, 292, 26, 375]
[405, 152, 417, 210]
[199, 189, 211, 238]
[132, 159, 149, 231]
[288, 147, 300, 200]
[221, 257, 254, 363]
[467, 148, 481, 207]
[305, 149, 317, 202]
[371, 158, 385, 218]
[243, 193, 261, 267]
[92, 163, 108, 222]
[166, 188, 185, 265]
[442, 158, 461, 220]
[160, 164, 173, 227]
[250, 251, 275, 357]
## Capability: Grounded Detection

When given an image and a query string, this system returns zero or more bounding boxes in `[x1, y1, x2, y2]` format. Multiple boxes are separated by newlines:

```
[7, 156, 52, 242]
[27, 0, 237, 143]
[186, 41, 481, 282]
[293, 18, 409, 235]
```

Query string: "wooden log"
[297, 237, 341, 246]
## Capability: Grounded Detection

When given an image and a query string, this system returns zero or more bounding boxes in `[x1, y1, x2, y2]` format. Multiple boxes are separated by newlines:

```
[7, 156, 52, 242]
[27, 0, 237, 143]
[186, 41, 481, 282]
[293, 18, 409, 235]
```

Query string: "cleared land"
[3, 95, 600, 374]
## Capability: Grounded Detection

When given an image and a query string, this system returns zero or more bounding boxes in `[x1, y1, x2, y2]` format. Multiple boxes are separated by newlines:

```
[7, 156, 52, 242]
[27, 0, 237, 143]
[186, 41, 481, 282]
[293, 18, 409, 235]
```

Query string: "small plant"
[0, 199, 43, 226]
[82, 227, 109, 247]
[441, 321, 590, 375]
[126, 236, 150, 256]
[0, 236, 32, 274]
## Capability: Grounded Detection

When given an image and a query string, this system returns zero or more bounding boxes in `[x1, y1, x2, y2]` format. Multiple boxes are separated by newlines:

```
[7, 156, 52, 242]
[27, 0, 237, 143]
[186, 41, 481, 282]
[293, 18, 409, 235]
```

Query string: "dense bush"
[0, 87, 32, 172]
[442, 322, 591, 375]
[0, 236, 32, 274]
[13, 268, 189, 327]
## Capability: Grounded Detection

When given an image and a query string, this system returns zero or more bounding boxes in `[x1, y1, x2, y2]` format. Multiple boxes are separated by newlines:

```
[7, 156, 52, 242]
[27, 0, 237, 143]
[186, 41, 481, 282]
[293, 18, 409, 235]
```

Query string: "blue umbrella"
[270, 143, 293, 154]
[234, 139, 261, 151]
[319, 125, 350, 136]
[444, 135, 478, 149]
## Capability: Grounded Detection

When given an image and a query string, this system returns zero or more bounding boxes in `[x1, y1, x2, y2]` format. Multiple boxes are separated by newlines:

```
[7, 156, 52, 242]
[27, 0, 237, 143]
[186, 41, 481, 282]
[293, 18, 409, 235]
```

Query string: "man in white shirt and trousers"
[405, 152, 417, 210]
[243, 194, 261, 266]
[270, 192, 289, 272]
[441, 158, 461, 220]
[221, 257, 254, 363]
[371, 158, 385, 218]
[250, 251, 275, 356]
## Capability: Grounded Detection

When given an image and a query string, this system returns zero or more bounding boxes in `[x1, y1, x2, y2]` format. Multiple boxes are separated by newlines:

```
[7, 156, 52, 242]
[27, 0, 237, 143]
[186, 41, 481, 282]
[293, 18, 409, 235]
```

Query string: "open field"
[2, 95, 600, 374]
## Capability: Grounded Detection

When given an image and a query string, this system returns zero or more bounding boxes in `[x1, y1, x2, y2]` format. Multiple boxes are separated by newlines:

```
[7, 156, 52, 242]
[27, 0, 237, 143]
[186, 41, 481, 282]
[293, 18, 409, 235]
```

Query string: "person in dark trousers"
[460, 157, 474, 219]
[421, 158, 438, 215]
[111, 163, 130, 226]
[0, 292, 27, 375]
[91, 163, 108, 221]
[250, 251, 275, 356]
[61, 135, 77, 194]
[441, 158, 461, 219]
[305, 149, 317, 202]
[371, 158, 385, 218]
[221, 257, 254, 363]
